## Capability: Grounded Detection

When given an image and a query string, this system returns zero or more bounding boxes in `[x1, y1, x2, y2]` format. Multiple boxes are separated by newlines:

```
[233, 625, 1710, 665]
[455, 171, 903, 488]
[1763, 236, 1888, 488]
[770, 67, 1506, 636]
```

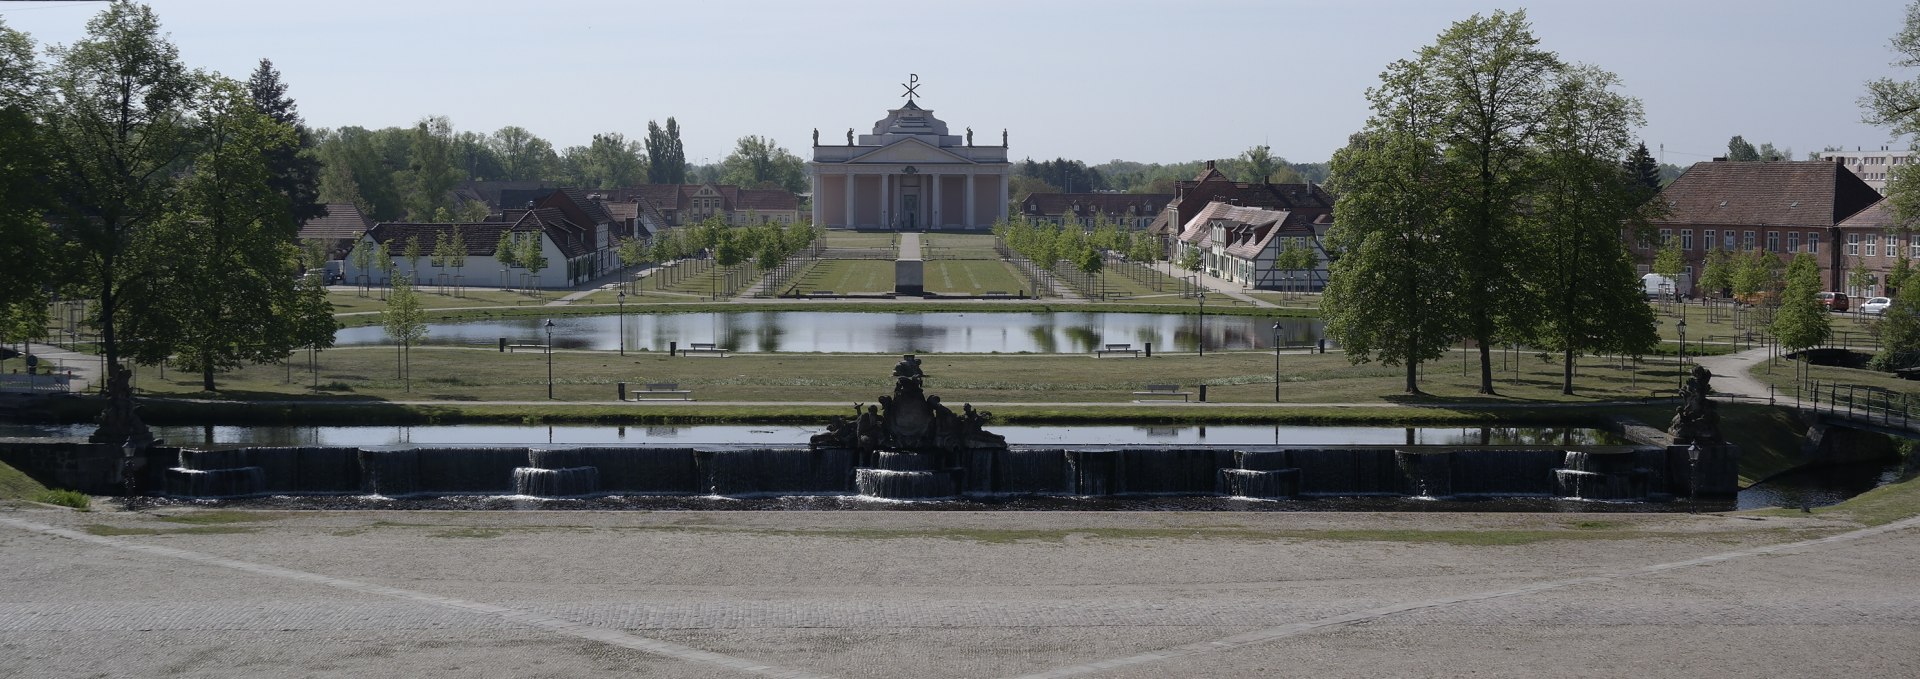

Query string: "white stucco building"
[810, 99, 1009, 230]
[1817, 146, 1912, 193]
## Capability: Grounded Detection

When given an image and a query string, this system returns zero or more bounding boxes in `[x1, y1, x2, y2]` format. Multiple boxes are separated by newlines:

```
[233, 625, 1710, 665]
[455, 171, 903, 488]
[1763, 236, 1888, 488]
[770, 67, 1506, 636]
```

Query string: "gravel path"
[2, 506, 1914, 677]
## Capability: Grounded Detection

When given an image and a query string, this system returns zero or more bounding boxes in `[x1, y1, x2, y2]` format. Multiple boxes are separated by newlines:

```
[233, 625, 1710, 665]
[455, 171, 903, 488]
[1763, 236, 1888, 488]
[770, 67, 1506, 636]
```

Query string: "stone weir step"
[143, 444, 1737, 503]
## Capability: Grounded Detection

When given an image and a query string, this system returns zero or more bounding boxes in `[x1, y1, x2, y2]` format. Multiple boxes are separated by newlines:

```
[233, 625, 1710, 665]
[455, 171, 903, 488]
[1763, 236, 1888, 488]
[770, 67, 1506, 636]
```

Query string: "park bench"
[810, 290, 835, 297]
[1131, 383, 1191, 402]
[628, 382, 693, 401]
[505, 343, 548, 353]
[1095, 343, 1141, 358]
[980, 291, 1014, 299]
[681, 342, 726, 357]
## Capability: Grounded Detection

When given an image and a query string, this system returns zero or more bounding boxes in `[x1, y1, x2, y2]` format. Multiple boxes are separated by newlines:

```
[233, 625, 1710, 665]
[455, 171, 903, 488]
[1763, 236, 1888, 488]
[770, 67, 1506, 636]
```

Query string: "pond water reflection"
[333, 311, 1329, 354]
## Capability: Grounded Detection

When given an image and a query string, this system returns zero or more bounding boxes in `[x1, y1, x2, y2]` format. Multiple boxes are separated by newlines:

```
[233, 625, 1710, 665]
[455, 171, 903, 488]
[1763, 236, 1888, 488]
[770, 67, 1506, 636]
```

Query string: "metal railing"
[1799, 378, 1920, 429]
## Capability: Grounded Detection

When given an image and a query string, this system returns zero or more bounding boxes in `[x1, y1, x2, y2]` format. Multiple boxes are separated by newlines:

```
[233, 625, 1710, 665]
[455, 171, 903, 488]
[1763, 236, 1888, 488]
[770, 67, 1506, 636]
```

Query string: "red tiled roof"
[1653, 161, 1881, 228]
[1837, 198, 1893, 230]
[737, 188, 799, 212]
[1021, 193, 1174, 219]
[296, 202, 373, 241]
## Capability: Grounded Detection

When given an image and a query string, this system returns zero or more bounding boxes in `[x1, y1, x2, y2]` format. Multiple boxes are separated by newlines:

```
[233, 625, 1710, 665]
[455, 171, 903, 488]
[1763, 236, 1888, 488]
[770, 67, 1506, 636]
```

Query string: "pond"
[333, 311, 1328, 354]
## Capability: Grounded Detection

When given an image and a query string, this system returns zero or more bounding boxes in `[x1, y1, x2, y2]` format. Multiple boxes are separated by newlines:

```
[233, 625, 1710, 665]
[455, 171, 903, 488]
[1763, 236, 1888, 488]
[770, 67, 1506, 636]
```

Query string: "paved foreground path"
[2, 506, 1915, 677]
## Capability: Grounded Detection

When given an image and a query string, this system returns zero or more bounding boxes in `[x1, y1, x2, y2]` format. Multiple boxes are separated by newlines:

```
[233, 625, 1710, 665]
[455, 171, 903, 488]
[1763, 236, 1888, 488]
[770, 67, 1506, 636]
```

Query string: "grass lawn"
[924, 261, 1025, 295]
[328, 288, 549, 314]
[821, 231, 898, 248]
[135, 345, 1688, 408]
[0, 459, 49, 501]
[922, 233, 1000, 259]
[1746, 352, 1920, 400]
[790, 260, 896, 294]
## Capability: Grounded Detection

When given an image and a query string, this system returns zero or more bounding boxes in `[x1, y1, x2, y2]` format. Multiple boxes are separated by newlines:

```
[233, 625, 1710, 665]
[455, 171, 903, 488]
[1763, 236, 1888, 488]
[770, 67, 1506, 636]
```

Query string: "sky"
[2, 0, 1914, 169]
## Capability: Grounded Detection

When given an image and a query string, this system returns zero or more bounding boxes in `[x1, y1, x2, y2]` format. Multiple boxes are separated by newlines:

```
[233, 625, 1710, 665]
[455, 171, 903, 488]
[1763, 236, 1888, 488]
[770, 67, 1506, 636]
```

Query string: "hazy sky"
[3, 0, 1914, 169]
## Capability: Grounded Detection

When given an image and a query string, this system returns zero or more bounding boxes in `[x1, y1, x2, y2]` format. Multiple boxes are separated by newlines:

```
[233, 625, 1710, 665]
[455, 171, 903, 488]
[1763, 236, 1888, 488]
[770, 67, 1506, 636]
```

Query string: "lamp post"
[1272, 320, 1282, 402]
[617, 291, 626, 356]
[1676, 317, 1688, 391]
[544, 319, 556, 400]
[1196, 291, 1207, 357]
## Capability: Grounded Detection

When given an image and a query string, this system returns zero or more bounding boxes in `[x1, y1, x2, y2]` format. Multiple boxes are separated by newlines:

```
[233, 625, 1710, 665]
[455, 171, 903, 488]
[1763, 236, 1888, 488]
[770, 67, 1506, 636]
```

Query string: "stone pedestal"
[894, 259, 923, 296]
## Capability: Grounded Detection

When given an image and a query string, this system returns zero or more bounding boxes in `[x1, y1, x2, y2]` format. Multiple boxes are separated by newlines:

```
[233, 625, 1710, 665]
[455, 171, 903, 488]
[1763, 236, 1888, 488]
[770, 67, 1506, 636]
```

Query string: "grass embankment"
[790, 260, 895, 294]
[0, 459, 49, 501]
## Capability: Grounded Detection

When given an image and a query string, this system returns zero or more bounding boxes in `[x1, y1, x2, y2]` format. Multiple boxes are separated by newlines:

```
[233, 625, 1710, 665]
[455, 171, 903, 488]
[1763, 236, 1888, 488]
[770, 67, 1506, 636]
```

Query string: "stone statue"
[1001, 128, 1007, 147]
[809, 358, 1006, 456]
[89, 363, 153, 447]
[812, 128, 819, 146]
[966, 127, 973, 146]
[1669, 365, 1722, 445]
[847, 128, 855, 146]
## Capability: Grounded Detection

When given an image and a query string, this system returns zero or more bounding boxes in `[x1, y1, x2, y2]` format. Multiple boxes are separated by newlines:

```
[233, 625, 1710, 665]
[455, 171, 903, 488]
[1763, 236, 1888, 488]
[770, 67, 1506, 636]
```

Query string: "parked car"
[1859, 296, 1893, 315]
[1818, 291, 1850, 312]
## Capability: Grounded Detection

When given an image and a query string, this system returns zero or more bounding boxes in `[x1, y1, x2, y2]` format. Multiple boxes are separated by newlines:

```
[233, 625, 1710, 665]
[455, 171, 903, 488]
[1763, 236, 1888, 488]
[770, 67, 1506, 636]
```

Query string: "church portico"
[811, 78, 1010, 230]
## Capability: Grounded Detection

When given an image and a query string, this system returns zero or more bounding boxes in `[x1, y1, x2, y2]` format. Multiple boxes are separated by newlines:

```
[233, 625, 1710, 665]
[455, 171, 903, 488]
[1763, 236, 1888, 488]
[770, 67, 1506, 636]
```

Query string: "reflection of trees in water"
[1428, 427, 1599, 446]
[717, 312, 745, 351]
[1027, 326, 1056, 354]
[1062, 326, 1099, 353]
[755, 311, 784, 353]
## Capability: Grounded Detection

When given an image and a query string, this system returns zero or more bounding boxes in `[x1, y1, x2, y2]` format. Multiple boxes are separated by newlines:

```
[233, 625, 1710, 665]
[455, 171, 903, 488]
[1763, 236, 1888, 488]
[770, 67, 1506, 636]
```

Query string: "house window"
[1766, 232, 1779, 252]
[1723, 232, 1736, 250]
[1868, 234, 1880, 257]
[1788, 232, 1800, 252]
[1743, 231, 1755, 251]
[1848, 233, 1860, 255]
[1911, 237, 1919, 258]
[1808, 233, 1819, 254]
[1659, 228, 1672, 245]
[1681, 229, 1694, 250]
[1703, 230, 1716, 250]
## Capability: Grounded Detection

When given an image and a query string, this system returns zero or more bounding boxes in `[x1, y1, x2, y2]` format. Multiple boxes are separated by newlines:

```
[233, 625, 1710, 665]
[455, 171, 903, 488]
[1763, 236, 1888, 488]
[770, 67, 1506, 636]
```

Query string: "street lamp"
[1196, 291, 1207, 357]
[617, 290, 627, 356]
[1676, 317, 1688, 391]
[544, 319, 556, 400]
[1272, 321, 1282, 402]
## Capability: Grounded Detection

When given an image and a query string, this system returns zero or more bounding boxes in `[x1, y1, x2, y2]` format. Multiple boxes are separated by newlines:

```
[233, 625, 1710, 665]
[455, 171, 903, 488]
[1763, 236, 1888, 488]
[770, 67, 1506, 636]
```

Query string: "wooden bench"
[681, 342, 726, 357]
[1131, 383, 1191, 401]
[505, 344, 548, 353]
[1095, 343, 1141, 358]
[631, 382, 693, 400]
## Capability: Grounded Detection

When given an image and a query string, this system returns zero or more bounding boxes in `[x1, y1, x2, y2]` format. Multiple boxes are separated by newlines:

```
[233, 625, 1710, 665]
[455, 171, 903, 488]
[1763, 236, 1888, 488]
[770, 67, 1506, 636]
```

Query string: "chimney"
[1206, 160, 1215, 170]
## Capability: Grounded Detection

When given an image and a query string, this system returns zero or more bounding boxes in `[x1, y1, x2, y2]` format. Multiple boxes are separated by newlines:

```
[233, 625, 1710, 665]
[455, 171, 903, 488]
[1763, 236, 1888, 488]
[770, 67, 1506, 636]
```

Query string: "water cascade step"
[512, 466, 600, 497]
[163, 466, 265, 498]
[1553, 450, 1651, 500]
[1218, 468, 1300, 498]
[855, 468, 957, 499]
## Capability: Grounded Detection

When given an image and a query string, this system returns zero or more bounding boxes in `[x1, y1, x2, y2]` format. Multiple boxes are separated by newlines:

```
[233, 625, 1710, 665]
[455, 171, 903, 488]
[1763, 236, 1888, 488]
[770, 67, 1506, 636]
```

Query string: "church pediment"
[845, 138, 975, 165]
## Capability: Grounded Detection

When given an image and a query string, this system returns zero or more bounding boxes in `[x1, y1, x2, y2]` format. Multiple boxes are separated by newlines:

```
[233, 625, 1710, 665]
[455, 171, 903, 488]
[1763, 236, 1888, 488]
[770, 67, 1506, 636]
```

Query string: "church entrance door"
[902, 195, 918, 231]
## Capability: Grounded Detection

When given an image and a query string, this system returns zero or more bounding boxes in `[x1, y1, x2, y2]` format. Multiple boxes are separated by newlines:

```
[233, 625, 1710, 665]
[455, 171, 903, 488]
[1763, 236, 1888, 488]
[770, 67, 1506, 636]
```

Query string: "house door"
[902, 195, 918, 230]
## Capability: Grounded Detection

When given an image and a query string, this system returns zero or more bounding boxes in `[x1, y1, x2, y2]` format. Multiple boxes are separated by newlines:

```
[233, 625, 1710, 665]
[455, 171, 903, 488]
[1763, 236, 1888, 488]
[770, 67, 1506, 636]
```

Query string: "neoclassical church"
[810, 96, 1010, 230]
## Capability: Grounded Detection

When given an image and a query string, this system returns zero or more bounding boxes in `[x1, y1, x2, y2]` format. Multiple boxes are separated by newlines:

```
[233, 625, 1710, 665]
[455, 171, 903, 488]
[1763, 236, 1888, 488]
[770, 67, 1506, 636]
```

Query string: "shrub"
[34, 489, 90, 510]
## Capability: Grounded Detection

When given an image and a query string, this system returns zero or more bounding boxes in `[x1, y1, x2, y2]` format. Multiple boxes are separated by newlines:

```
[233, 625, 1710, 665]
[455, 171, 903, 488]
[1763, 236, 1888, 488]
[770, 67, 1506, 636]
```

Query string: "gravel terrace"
[1, 506, 1915, 678]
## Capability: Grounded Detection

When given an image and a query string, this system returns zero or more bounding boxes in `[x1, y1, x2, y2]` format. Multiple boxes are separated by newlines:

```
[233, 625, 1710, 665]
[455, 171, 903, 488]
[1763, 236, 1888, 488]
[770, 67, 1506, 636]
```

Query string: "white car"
[1859, 296, 1893, 315]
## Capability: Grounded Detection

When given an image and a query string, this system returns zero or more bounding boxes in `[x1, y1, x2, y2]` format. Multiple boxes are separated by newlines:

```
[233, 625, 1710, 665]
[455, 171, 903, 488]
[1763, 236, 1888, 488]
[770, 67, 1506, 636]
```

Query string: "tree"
[1727, 135, 1760, 161]
[1733, 250, 1784, 302]
[1322, 124, 1459, 394]
[1773, 253, 1831, 355]
[1421, 9, 1562, 394]
[645, 118, 687, 185]
[1241, 145, 1280, 183]
[245, 58, 324, 224]
[447, 227, 467, 287]
[1701, 248, 1734, 297]
[288, 271, 338, 386]
[719, 135, 806, 193]
[430, 230, 452, 287]
[403, 234, 423, 278]
[569, 132, 645, 189]
[1849, 259, 1879, 297]
[1623, 141, 1662, 196]
[0, 17, 55, 343]
[518, 231, 548, 289]
[488, 125, 556, 182]
[380, 273, 426, 392]
[399, 116, 461, 221]
[44, 1, 199, 404]
[1178, 247, 1202, 273]
[348, 238, 374, 288]
[120, 78, 306, 391]
[1652, 239, 1685, 289]
[300, 238, 331, 273]
[1875, 273, 1920, 371]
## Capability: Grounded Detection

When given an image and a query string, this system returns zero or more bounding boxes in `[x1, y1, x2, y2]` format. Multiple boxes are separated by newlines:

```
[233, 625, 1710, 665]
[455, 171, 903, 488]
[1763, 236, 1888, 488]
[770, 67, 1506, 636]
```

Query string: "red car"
[1818, 292, 1850, 311]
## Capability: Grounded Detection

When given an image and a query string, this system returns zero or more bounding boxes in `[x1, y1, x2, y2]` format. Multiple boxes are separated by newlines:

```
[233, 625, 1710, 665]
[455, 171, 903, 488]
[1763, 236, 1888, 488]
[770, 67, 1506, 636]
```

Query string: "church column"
[812, 172, 824, 227]
[931, 173, 942, 230]
[842, 171, 854, 229]
[997, 171, 1009, 223]
[880, 173, 890, 229]
[965, 173, 976, 229]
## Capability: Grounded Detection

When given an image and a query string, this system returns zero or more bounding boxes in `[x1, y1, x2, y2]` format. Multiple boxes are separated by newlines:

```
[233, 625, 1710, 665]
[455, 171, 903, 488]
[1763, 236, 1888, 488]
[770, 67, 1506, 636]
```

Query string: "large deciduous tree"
[1322, 53, 1461, 394]
[120, 78, 310, 392]
[720, 135, 806, 193]
[488, 125, 556, 182]
[0, 17, 55, 345]
[1526, 65, 1659, 394]
[399, 116, 461, 221]
[44, 1, 198, 404]
[1773, 253, 1831, 357]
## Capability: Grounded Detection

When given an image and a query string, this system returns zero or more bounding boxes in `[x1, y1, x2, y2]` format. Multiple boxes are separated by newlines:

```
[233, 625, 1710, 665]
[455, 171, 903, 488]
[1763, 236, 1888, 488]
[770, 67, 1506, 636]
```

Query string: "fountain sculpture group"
[141, 357, 1741, 504]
